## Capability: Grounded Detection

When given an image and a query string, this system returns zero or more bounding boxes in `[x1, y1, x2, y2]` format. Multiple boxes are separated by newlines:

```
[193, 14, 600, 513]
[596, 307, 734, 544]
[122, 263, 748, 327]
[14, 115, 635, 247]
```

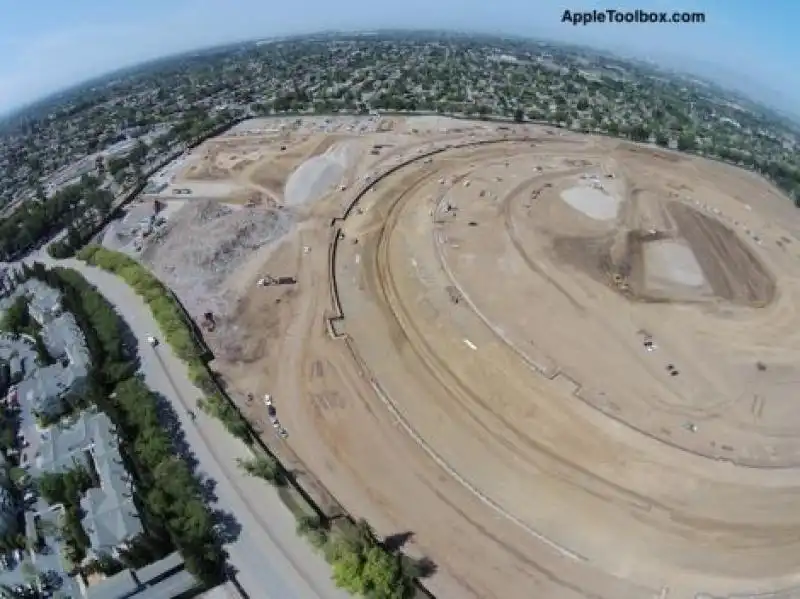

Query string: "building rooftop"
[80, 473, 140, 554]
[41, 310, 91, 369]
[84, 552, 197, 599]
[0, 280, 91, 419]
[36, 411, 143, 554]
[0, 333, 37, 381]
[25, 280, 62, 323]
[85, 568, 138, 599]
[133, 550, 184, 582]
[135, 569, 197, 599]
[35, 409, 104, 474]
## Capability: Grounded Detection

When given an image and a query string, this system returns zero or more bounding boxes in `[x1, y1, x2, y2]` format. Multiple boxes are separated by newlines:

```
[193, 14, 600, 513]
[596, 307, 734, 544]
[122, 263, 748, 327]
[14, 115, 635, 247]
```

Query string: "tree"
[362, 546, 409, 599]
[629, 124, 649, 142]
[677, 133, 696, 152]
[36, 465, 93, 506]
[296, 514, 323, 537]
[236, 456, 285, 487]
[134, 432, 172, 470]
[0, 295, 34, 335]
[107, 156, 128, 176]
[331, 544, 368, 595]
[513, 108, 524, 123]
[175, 499, 213, 541]
[0, 427, 16, 453]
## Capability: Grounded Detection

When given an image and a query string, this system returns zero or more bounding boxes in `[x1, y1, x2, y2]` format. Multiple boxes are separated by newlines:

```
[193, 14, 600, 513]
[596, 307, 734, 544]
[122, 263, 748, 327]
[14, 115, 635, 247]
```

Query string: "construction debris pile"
[143, 199, 292, 316]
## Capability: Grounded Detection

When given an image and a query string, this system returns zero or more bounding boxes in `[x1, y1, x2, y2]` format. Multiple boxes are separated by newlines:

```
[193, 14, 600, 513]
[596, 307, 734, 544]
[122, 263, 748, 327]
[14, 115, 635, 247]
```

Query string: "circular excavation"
[331, 134, 800, 599]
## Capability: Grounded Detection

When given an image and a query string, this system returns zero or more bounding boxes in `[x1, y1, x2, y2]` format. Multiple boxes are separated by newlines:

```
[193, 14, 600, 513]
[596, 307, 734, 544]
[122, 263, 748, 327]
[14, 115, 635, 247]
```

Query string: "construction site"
[115, 115, 800, 599]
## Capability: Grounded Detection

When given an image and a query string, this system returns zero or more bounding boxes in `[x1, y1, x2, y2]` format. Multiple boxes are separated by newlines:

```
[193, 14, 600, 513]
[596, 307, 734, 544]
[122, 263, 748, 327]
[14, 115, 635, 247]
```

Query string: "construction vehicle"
[201, 311, 216, 332]
[257, 275, 297, 287]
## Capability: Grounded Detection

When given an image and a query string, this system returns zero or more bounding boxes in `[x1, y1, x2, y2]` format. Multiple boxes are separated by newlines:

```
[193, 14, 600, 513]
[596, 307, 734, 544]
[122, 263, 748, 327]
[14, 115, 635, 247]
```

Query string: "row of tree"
[237, 452, 426, 598]
[0, 175, 113, 261]
[110, 377, 224, 584]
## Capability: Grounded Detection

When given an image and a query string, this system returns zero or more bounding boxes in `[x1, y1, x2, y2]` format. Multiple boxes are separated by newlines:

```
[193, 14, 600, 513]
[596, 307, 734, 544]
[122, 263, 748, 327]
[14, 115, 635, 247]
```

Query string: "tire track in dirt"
[366, 141, 800, 574]
[329, 136, 800, 597]
[499, 167, 592, 312]
[371, 145, 662, 537]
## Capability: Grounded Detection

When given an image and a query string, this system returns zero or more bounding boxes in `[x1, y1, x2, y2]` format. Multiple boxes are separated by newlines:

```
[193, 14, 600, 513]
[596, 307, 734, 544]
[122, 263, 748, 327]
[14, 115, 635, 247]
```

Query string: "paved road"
[27, 255, 347, 599]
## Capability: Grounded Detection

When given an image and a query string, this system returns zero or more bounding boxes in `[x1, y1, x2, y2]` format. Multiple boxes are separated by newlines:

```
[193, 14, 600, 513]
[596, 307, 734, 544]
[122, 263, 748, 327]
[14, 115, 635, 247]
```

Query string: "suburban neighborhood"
[0, 273, 202, 598]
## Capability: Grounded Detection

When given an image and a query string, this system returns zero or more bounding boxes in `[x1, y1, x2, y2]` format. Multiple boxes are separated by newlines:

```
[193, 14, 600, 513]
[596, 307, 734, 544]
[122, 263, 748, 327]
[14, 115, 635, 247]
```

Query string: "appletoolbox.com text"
[562, 9, 706, 25]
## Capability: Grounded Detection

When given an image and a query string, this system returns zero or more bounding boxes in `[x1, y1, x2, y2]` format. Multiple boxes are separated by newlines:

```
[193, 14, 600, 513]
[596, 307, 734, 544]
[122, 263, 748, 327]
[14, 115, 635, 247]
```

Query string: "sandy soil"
[147, 115, 800, 599]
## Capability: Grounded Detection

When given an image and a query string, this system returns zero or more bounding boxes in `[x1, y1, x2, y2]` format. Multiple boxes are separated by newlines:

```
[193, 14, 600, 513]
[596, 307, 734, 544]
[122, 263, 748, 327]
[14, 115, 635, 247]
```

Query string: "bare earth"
[135, 115, 800, 599]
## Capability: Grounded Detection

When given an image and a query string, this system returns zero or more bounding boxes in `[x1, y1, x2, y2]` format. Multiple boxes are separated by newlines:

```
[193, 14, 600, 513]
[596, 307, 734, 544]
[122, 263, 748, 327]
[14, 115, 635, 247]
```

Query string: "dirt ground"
[145, 115, 800, 599]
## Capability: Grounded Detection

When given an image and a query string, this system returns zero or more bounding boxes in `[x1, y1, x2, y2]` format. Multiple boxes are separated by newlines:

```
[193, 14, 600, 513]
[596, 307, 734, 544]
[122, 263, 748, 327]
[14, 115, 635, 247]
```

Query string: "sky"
[0, 0, 796, 116]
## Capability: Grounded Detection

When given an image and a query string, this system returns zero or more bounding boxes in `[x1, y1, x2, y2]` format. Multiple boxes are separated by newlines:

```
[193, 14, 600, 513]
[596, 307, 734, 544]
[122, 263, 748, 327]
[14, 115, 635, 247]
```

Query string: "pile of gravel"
[143, 199, 292, 315]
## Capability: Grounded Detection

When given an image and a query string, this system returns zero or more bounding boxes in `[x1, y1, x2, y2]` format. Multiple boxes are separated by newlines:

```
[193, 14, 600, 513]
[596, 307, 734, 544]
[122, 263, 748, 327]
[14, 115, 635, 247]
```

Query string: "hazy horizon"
[0, 0, 797, 119]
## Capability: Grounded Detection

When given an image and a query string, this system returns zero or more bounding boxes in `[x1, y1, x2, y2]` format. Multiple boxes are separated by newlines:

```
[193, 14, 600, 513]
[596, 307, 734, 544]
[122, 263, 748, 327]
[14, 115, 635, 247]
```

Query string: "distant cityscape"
[0, 31, 797, 254]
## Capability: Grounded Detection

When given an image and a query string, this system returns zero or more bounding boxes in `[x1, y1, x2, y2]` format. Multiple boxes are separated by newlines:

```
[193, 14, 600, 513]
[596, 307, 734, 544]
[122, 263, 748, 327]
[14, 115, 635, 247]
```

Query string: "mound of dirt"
[142, 199, 292, 316]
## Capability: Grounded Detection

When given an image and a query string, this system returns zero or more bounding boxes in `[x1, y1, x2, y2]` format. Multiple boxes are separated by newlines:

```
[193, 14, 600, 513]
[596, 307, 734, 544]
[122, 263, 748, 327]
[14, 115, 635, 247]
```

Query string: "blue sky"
[0, 0, 796, 116]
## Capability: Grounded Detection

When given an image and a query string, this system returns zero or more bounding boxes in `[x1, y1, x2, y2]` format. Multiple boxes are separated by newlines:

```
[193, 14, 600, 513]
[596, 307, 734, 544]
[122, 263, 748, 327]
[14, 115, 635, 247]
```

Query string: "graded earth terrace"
[128, 116, 800, 599]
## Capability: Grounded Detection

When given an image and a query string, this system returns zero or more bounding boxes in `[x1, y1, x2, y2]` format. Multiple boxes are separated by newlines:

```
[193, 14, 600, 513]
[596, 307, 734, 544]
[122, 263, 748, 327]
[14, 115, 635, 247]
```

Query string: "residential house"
[83, 551, 199, 599]
[35, 410, 144, 557]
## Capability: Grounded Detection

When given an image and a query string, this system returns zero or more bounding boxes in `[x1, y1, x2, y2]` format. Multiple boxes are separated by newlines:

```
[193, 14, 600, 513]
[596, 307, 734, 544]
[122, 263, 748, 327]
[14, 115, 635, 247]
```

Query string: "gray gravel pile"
[143, 199, 292, 316]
